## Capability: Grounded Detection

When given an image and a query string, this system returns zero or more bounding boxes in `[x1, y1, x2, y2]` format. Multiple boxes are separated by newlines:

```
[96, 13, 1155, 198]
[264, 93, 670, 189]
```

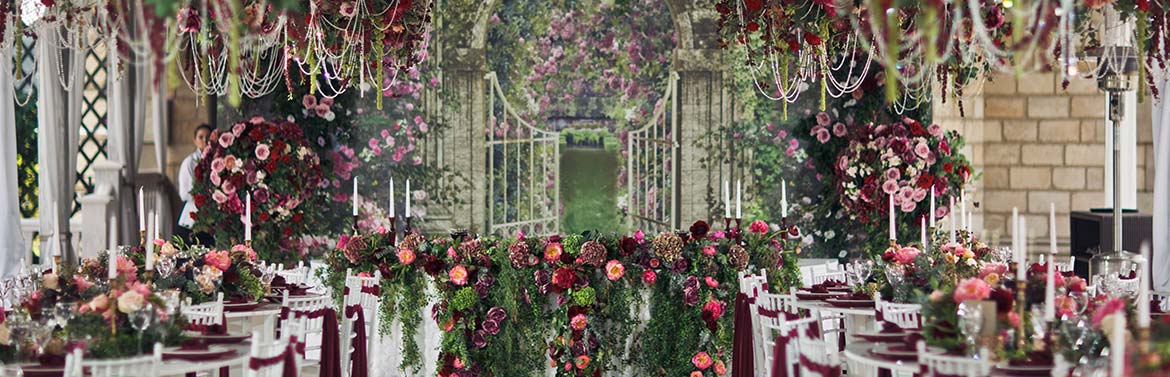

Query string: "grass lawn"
[559, 147, 621, 234]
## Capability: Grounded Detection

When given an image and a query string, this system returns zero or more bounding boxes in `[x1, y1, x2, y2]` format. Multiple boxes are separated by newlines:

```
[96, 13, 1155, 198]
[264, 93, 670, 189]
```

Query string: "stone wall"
[934, 71, 1155, 250]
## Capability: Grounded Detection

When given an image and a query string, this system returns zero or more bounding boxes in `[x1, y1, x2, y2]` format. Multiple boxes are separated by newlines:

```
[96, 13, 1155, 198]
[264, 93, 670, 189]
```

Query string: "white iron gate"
[484, 72, 560, 237]
[626, 72, 679, 233]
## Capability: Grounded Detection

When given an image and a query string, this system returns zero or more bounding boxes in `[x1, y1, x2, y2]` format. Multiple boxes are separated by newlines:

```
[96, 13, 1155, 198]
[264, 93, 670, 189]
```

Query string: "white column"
[0, 34, 25, 278]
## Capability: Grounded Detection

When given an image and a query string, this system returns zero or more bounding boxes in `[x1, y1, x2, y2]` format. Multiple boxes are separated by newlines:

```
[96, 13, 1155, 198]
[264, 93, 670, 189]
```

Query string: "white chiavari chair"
[182, 292, 225, 328]
[340, 269, 381, 377]
[811, 270, 848, 286]
[281, 290, 334, 362]
[916, 341, 990, 377]
[758, 305, 820, 377]
[738, 269, 769, 376]
[245, 328, 300, 377]
[1053, 255, 1074, 273]
[874, 292, 923, 330]
[277, 261, 312, 287]
[795, 325, 841, 377]
[64, 343, 162, 377]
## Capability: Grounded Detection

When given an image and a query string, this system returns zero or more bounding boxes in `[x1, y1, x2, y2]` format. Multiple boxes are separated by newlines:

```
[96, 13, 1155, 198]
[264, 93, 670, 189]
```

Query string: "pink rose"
[885, 168, 901, 181]
[210, 158, 225, 173]
[893, 247, 920, 265]
[368, 138, 380, 149]
[748, 220, 769, 235]
[714, 360, 727, 375]
[212, 191, 229, 204]
[914, 142, 931, 158]
[953, 277, 992, 303]
[642, 270, 657, 285]
[1065, 276, 1087, 293]
[815, 112, 831, 126]
[1055, 295, 1078, 318]
[881, 180, 899, 195]
[231, 123, 245, 137]
[73, 275, 94, 291]
[832, 122, 847, 137]
[1092, 298, 1127, 327]
[692, 351, 714, 369]
[315, 104, 330, 117]
[398, 249, 416, 265]
[255, 144, 270, 161]
[203, 250, 231, 271]
[634, 230, 645, 243]
[302, 95, 317, 109]
[927, 124, 943, 137]
[979, 262, 1008, 278]
[449, 265, 469, 286]
[223, 155, 238, 171]
[320, 97, 334, 107]
[702, 245, 717, 256]
[704, 276, 719, 288]
[218, 132, 235, 148]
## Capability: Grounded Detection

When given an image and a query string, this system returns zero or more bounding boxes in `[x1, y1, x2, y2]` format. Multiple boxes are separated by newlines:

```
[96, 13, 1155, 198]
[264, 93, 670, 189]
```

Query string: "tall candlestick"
[1049, 203, 1058, 254]
[735, 179, 742, 219]
[1017, 217, 1028, 279]
[389, 178, 395, 216]
[929, 190, 936, 228]
[138, 188, 145, 233]
[1110, 314, 1126, 377]
[949, 197, 956, 243]
[155, 211, 160, 240]
[1045, 245, 1055, 321]
[960, 191, 967, 230]
[920, 217, 927, 249]
[781, 179, 789, 218]
[245, 193, 253, 242]
[723, 180, 731, 218]
[889, 193, 896, 242]
[405, 179, 411, 217]
[108, 245, 118, 280]
[108, 214, 117, 252]
[353, 177, 360, 217]
[1012, 207, 1020, 259]
[1139, 243, 1151, 328]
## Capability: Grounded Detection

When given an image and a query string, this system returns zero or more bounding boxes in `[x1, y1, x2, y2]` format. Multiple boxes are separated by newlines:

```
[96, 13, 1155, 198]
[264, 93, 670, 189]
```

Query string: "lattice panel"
[76, 43, 109, 213]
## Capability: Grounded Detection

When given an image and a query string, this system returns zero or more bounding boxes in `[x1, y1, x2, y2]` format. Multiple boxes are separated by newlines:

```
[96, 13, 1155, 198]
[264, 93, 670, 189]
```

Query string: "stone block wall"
[934, 71, 1155, 250]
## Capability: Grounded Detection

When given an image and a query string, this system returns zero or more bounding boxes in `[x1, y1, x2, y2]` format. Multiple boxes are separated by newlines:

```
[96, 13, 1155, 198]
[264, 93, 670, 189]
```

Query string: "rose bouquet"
[191, 116, 327, 262]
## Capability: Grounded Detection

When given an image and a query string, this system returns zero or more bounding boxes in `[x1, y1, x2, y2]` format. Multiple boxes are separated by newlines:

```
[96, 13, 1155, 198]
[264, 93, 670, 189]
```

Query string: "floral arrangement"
[190, 117, 326, 262]
[322, 220, 801, 376]
[150, 240, 265, 304]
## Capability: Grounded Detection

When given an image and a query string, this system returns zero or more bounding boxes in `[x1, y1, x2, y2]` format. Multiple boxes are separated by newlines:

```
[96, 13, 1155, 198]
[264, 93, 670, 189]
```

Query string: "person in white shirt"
[176, 124, 212, 245]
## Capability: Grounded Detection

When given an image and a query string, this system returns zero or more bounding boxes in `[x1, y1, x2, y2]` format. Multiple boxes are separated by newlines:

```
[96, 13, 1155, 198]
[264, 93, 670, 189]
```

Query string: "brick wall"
[934, 71, 1155, 250]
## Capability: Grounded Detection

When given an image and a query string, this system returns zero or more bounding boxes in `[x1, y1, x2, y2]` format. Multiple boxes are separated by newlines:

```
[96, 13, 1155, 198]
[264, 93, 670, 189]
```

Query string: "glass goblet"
[128, 304, 156, 354]
[957, 301, 984, 357]
[53, 302, 73, 329]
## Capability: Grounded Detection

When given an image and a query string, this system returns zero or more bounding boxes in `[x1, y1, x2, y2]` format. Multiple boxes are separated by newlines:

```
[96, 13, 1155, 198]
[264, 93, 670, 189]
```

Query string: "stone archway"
[434, 0, 738, 233]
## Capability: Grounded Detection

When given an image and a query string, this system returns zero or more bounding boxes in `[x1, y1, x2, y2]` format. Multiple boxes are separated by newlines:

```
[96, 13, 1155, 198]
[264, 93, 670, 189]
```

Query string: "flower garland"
[323, 220, 802, 376]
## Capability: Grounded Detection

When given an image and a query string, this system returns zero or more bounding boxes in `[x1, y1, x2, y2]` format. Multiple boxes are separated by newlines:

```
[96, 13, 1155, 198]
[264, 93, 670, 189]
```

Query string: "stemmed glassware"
[957, 301, 984, 357]
[156, 256, 176, 279]
[52, 302, 74, 330]
[846, 259, 874, 285]
[260, 263, 277, 293]
[128, 304, 156, 354]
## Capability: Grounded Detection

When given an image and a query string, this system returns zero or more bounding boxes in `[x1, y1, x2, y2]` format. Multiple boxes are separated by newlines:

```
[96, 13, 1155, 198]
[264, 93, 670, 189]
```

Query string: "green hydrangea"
[562, 234, 584, 256]
[451, 287, 478, 311]
[572, 286, 596, 306]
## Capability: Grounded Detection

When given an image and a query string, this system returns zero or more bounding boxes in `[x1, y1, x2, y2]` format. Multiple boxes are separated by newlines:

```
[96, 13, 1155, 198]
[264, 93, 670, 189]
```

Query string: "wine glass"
[160, 289, 182, 315]
[260, 264, 277, 293]
[53, 302, 73, 330]
[957, 301, 984, 357]
[156, 256, 175, 279]
[128, 304, 156, 354]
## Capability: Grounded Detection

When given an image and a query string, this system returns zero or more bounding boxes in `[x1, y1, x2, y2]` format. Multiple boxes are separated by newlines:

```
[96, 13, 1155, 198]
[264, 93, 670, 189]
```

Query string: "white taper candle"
[405, 179, 411, 217]
[781, 179, 789, 219]
[929, 189, 936, 228]
[889, 193, 896, 242]
[949, 196, 956, 243]
[390, 178, 395, 216]
[723, 180, 730, 218]
[735, 179, 742, 219]
[1110, 314, 1126, 377]
[1017, 217, 1028, 279]
[138, 187, 145, 232]
[353, 177, 359, 217]
[1139, 243, 1151, 328]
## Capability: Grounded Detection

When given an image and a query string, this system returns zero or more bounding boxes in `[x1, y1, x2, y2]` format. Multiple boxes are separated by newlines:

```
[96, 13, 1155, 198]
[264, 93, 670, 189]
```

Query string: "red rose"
[282, 226, 293, 236]
[649, 258, 660, 268]
[943, 163, 954, 173]
[803, 32, 823, 46]
[786, 38, 800, 51]
[746, 22, 759, 32]
[642, 270, 657, 285]
[916, 174, 934, 190]
[292, 213, 303, 223]
[258, 212, 270, 222]
[194, 194, 207, 207]
[552, 267, 576, 291]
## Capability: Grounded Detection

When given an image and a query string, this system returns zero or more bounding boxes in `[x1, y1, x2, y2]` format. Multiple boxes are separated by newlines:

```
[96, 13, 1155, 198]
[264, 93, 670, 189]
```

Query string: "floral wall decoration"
[321, 220, 802, 376]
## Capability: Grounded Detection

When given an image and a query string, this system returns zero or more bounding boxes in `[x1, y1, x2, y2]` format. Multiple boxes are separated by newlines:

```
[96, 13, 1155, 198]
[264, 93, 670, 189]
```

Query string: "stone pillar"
[673, 48, 732, 225]
[438, 49, 487, 234]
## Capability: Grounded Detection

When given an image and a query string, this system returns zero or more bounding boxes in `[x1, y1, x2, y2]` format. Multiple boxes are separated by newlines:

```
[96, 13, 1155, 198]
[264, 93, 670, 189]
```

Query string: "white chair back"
[277, 261, 312, 286]
[281, 290, 334, 360]
[340, 269, 381, 376]
[65, 343, 163, 377]
[738, 269, 769, 376]
[755, 288, 816, 377]
[917, 341, 990, 377]
[811, 270, 847, 285]
[182, 292, 225, 327]
[245, 330, 299, 377]
[796, 328, 841, 377]
[1054, 255, 1074, 273]
[875, 292, 923, 329]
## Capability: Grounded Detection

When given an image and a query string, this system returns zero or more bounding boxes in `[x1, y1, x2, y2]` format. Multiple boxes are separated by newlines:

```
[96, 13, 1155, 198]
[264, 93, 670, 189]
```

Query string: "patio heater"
[1090, 40, 1139, 285]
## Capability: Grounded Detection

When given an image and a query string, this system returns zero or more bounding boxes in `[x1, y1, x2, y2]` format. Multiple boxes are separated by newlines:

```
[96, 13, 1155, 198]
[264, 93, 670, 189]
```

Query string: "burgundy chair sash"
[770, 328, 797, 377]
[279, 306, 332, 320]
[248, 340, 298, 377]
[185, 314, 228, 334]
[342, 285, 381, 296]
[319, 308, 342, 377]
[798, 354, 841, 377]
[344, 304, 369, 377]
[732, 293, 756, 377]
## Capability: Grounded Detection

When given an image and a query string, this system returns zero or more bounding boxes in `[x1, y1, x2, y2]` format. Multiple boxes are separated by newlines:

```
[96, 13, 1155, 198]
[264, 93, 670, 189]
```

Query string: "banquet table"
[2, 342, 251, 377]
[224, 303, 281, 342]
[841, 341, 919, 377]
[792, 299, 877, 341]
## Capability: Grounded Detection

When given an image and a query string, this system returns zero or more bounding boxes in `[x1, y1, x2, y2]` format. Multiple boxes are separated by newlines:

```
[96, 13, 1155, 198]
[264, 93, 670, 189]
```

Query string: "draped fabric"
[1152, 64, 1170, 292]
[731, 292, 755, 377]
[0, 24, 25, 278]
[35, 25, 84, 263]
[105, 37, 148, 244]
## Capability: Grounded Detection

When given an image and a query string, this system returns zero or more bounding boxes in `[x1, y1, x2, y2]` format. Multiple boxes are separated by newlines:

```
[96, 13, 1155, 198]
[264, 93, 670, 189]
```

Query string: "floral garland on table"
[191, 117, 326, 263]
[322, 220, 803, 376]
[148, 240, 265, 304]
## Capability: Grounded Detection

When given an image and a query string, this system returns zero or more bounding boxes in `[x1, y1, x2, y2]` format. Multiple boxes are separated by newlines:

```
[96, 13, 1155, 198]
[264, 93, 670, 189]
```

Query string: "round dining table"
[3, 342, 252, 377]
[792, 299, 877, 342]
[841, 340, 919, 377]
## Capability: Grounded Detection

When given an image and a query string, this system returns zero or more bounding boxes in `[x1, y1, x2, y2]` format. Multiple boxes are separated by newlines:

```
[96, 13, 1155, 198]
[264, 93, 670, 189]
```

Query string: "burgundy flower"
[534, 269, 551, 287]
[671, 258, 689, 274]
[471, 330, 487, 349]
[689, 221, 710, 239]
[552, 267, 576, 291]
[422, 255, 445, 276]
[486, 306, 507, 323]
[482, 319, 500, 335]
[619, 237, 638, 256]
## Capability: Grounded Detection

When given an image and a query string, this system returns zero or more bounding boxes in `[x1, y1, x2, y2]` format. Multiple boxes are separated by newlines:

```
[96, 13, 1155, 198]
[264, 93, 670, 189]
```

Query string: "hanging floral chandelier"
[8, 0, 433, 107]
[715, 0, 1165, 110]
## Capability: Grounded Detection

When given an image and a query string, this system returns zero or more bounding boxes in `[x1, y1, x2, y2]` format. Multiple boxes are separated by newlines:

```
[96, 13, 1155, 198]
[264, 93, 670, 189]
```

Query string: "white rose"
[42, 273, 59, 290]
[160, 242, 178, 257]
[117, 291, 145, 314]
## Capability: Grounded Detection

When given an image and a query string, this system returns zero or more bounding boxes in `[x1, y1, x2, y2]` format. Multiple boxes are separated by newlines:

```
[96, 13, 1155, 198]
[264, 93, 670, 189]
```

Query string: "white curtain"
[106, 39, 149, 244]
[35, 25, 84, 264]
[1154, 73, 1170, 292]
[0, 24, 26, 278]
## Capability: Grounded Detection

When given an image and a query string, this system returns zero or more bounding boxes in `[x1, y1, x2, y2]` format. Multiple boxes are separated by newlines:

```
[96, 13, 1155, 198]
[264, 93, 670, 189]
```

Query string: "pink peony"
[979, 262, 1008, 278]
[449, 265, 469, 286]
[544, 243, 563, 262]
[320, 97, 334, 107]
[927, 124, 943, 137]
[1065, 276, 1087, 293]
[570, 313, 587, 331]
[605, 260, 624, 281]
[218, 132, 235, 148]
[398, 249, 416, 265]
[315, 104, 331, 117]
[703, 299, 725, 319]
[705, 276, 719, 288]
[893, 247, 920, 265]
[302, 95, 317, 109]
[714, 360, 727, 375]
[953, 277, 992, 303]
[642, 270, 657, 285]
[815, 128, 831, 143]
[692, 351, 713, 369]
[255, 144, 270, 161]
[748, 220, 769, 235]
[204, 250, 231, 272]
